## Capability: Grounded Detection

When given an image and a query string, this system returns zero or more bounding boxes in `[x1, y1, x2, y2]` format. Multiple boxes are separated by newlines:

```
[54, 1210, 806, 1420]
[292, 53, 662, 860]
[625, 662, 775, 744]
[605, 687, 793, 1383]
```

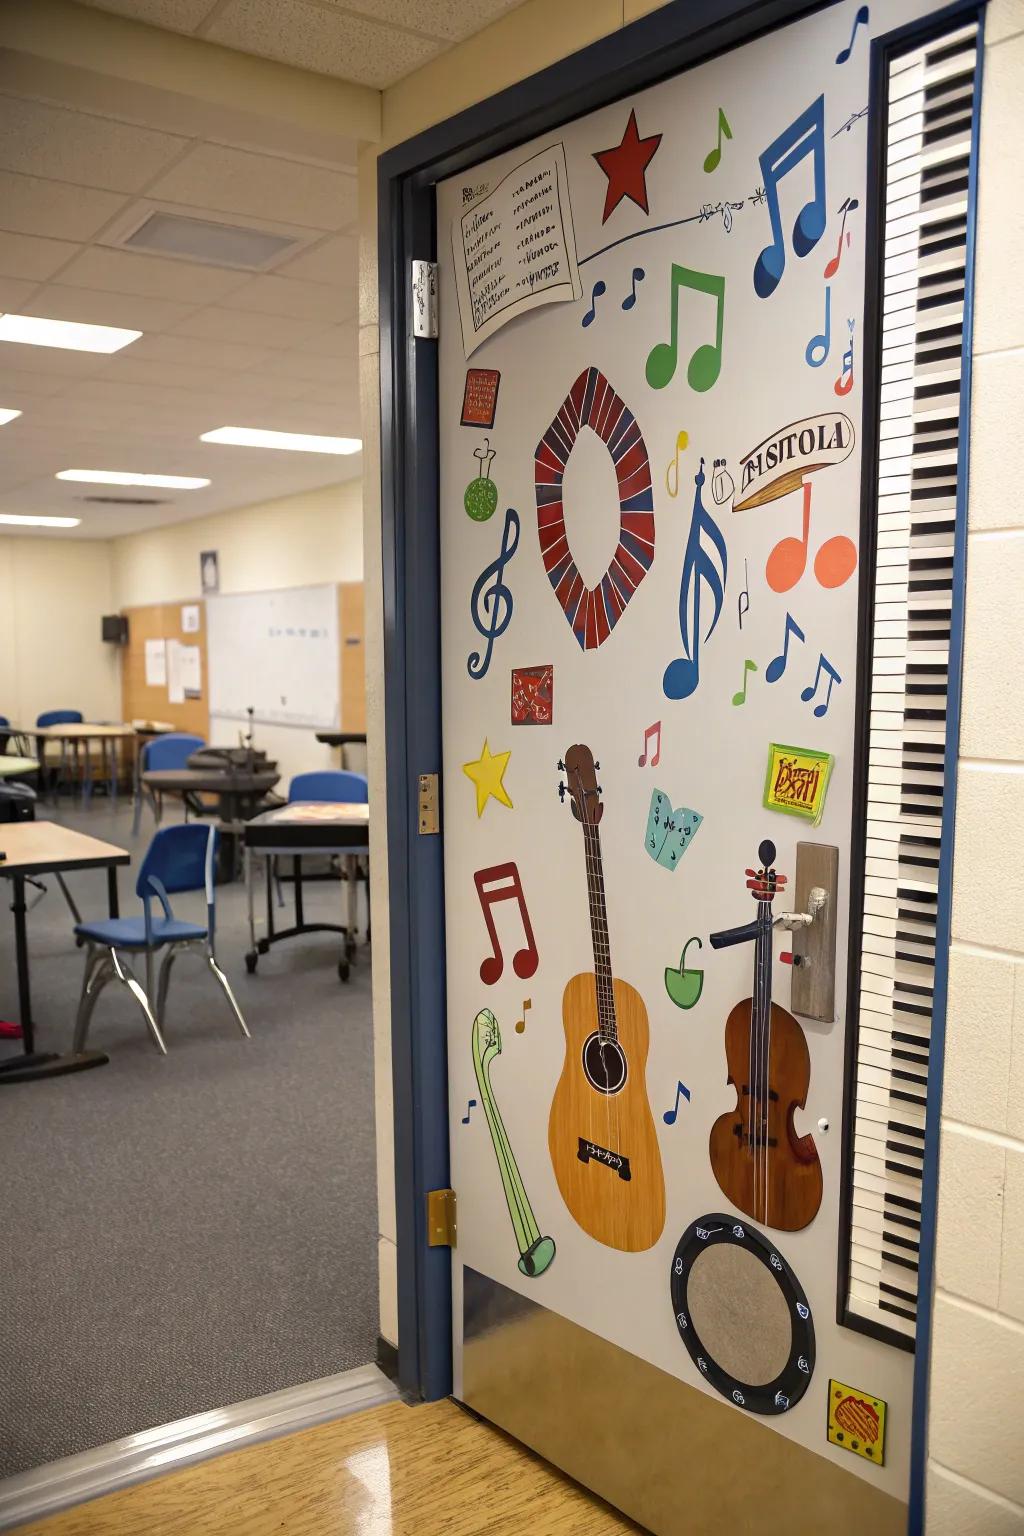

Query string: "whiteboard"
[206, 585, 339, 729]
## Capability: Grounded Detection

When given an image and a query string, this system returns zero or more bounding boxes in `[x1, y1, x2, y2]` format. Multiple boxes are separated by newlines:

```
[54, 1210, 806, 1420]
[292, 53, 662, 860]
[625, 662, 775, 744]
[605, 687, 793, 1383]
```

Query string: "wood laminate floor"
[15, 1399, 646, 1536]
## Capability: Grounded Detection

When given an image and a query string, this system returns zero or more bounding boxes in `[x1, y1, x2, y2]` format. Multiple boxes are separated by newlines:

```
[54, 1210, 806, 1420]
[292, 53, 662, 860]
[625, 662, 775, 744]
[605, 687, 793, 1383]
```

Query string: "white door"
[434, 3, 943, 1528]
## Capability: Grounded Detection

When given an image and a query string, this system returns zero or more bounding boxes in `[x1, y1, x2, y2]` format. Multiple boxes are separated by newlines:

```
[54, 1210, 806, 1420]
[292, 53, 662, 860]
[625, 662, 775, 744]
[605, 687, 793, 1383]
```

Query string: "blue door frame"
[377, 1, 981, 1523]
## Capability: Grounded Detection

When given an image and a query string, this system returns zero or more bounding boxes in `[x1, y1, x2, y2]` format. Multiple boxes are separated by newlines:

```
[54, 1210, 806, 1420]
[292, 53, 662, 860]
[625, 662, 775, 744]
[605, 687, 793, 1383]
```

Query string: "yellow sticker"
[827, 1378, 887, 1465]
[763, 742, 833, 826]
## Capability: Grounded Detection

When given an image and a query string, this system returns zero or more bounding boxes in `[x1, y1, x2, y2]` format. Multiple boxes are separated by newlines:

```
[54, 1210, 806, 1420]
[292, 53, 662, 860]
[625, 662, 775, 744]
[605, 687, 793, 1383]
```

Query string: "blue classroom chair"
[72, 823, 250, 1056]
[133, 733, 206, 835]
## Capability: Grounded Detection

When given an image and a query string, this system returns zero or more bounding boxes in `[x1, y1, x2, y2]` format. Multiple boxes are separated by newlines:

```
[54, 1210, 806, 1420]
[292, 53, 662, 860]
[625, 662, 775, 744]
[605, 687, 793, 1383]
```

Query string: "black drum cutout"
[669, 1214, 815, 1416]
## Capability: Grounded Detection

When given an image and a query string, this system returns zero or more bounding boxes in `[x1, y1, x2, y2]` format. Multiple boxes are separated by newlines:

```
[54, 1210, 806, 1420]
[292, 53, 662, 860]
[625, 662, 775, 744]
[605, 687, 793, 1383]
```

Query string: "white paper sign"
[166, 639, 185, 704]
[181, 604, 200, 634]
[180, 644, 202, 697]
[452, 143, 581, 357]
[144, 638, 167, 688]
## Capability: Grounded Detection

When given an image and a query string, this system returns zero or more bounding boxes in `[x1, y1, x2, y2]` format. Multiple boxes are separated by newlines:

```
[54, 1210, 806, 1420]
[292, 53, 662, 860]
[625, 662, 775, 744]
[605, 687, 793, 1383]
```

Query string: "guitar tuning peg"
[596, 785, 603, 796]
[557, 759, 565, 772]
[558, 781, 567, 802]
[594, 760, 601, 771]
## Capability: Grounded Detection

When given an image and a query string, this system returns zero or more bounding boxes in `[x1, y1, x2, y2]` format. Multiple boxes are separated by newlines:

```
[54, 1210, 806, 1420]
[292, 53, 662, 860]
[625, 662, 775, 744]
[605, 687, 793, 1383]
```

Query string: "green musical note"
[646, 265, 726, 393]
[703, 107, 733, 174]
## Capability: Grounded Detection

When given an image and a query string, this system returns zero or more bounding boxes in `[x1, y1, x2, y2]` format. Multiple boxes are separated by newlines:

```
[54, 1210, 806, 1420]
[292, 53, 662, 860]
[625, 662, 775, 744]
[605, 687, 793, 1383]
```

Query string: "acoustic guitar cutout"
[548, 743, 665, 1252]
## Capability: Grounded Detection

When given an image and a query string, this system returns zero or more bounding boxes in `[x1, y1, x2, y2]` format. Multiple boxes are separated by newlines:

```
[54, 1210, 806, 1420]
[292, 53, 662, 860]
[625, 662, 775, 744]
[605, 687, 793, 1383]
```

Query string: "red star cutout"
[592, 109, 662, 225]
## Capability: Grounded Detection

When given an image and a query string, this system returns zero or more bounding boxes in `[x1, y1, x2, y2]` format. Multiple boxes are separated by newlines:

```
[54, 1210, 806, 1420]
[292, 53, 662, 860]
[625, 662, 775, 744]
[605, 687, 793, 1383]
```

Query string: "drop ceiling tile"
[274, 233, 359, 287]
[125, 333, 275, 373]
[297, 322, 359, 358]
[220, 273, 355, 322]
[0, 172, 128, 241]
[0, 338, 116, 378]
[166, 306, 324, 350]
[147, 142, 357, 231]
[260, 350, 358, 385]
[0, 232, 82, 283]
[0, 276, 40, 311]
[204, 0, 442, 89]
[79, 0, 220, 27]
[0, 368, 69, 399]
[0, 97, 189, 194]
[323, 0, 528, 44]
[104, 355, 314, 400]
[55, 246, 251, 304]
[24, 282, 200, 333]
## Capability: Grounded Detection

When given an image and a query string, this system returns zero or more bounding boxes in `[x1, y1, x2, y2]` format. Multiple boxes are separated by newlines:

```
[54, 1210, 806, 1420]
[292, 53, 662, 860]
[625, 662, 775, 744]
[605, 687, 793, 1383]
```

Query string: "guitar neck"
[581, 820, 617, 1041]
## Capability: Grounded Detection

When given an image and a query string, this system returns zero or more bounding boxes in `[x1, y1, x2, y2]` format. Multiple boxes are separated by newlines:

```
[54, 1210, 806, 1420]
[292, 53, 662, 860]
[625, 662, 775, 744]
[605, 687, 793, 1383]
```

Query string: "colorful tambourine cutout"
[534, 366, 655, 651]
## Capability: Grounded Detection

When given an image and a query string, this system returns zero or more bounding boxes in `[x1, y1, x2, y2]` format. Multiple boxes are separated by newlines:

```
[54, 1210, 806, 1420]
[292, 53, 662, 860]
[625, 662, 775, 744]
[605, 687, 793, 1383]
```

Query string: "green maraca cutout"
[464, 438, 498, 522]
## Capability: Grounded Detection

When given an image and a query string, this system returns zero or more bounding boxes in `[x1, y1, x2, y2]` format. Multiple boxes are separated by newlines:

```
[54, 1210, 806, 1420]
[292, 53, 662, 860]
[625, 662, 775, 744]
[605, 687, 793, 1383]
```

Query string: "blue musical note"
[806, 285, 831, 367]
[468, 508, 520, 680]
[801, 652, 842, 717]
[621, 267, 645, 311]
[663, 459, 728, 701]
[462, 1098, 478, 1125]
[836, 4, 869, 65]
[663, 1080, 691, 1125]
[582, 280, 606, 327]
[765, 611, 806, 683]
[753, 96, 827, 299]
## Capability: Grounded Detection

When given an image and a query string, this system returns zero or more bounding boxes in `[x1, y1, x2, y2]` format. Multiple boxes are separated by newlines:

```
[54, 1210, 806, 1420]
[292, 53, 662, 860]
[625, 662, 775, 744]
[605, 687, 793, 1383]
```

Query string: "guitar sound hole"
[581, 1032, 627, 1095]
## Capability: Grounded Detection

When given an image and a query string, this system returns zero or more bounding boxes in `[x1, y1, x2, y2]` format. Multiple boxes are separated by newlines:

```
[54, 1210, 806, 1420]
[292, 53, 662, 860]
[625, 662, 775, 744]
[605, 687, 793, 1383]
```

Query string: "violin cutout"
[708, 840, 822, 1232]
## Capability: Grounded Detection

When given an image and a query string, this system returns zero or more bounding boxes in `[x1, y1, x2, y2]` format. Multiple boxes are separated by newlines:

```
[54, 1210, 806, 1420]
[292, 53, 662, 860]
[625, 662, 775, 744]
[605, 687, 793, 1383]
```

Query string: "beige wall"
[360, 0, 1023, 1519]
[925, 12, 1024, 1533]
[111, 480, 364, 784]
[0, 534, 120, 729]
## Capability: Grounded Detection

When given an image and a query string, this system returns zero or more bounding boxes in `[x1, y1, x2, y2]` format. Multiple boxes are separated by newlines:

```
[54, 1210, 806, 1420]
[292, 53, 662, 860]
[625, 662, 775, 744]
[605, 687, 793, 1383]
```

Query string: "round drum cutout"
[669, 1214, 814, 1415]
[534, 366, 655, 651]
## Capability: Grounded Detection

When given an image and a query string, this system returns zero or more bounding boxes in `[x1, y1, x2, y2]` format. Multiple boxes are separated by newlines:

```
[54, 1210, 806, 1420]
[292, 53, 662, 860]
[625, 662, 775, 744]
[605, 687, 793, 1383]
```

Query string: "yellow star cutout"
[462, 737, 513, 818]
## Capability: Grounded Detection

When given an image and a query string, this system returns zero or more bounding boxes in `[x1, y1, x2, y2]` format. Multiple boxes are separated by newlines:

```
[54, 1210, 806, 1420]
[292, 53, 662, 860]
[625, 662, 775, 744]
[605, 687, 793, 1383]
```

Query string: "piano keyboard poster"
[437, 0, 938, 1499]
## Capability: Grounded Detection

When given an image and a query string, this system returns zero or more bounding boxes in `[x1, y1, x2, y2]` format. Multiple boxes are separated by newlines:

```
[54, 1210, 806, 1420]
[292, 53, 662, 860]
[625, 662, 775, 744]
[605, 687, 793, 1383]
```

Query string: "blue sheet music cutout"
[663, 458, 728, 701]
[645, 789, 703, 871]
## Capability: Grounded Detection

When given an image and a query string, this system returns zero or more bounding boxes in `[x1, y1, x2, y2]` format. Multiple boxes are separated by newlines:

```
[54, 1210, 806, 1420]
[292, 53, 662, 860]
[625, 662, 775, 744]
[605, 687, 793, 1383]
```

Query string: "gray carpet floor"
[0, 799, 378, 1479]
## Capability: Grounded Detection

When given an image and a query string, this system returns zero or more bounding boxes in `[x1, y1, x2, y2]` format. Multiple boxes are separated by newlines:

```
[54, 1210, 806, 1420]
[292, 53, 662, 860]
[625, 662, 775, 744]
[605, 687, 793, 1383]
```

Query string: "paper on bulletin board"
[180, 644, 202, 698]
[451, 143, 581, 357]
[166, 639, 185, 704]
[144, 638, 167, 688]
[181, 604, 200, 634]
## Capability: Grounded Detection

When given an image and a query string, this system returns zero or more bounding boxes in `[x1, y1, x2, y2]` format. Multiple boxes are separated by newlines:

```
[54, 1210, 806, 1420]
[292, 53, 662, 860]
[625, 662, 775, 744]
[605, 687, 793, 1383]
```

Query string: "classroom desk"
[0, 822, 129, 1083]
[142, 767, 281, 880]
[0, 756, 39, 779]
[35, 722, 138, 804]
[243, 802, 369, 982]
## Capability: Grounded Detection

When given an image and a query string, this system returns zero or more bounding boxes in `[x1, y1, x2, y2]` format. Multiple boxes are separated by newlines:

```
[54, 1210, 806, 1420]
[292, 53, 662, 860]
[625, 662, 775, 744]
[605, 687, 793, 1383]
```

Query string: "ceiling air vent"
[80, 495, 169, 506]
[120, 211, 301, 271]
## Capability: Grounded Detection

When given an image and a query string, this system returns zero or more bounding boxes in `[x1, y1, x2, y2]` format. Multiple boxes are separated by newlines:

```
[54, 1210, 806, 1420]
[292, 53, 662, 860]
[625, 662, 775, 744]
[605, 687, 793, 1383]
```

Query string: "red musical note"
[473, 863, 539, 984]
[638, 720, 662, 767]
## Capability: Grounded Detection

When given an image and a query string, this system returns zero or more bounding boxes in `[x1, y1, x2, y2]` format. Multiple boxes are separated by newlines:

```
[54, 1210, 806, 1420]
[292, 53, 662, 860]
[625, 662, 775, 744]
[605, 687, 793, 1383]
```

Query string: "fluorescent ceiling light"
[200, 426, 362, 455]
[56, 470, 210, 490]
[0, 408, 22, 426]
[0, 314, 141, 353]
[0, 514, 80, 528]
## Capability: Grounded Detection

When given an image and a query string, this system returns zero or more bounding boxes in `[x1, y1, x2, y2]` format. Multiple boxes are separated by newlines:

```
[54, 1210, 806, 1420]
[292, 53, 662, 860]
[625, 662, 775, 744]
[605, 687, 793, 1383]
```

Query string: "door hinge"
[411, 259, 438, 338]
[418, 772, 439, 835]
[427, 1187, 456, 1247]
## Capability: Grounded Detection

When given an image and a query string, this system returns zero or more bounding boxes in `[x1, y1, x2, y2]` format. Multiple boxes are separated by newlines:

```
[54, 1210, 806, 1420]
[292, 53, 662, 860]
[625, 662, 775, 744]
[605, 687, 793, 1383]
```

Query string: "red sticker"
[461, 368, 501, 428]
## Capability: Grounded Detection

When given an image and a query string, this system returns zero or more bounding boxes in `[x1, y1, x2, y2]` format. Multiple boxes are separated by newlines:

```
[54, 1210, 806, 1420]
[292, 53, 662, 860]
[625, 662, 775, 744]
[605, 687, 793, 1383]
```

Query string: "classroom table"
[0, 821, 129, 1083]
[141, 766, 281, 880]
[35, 722, 139, 804]
[0, 756, 39, 779]
[243, 802, 369, 982]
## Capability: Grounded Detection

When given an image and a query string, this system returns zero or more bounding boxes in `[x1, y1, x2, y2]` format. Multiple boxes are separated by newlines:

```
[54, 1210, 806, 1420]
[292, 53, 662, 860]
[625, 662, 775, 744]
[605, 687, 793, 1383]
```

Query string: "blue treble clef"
[468, 507, 520, 680]
[663, 458, 728, 700]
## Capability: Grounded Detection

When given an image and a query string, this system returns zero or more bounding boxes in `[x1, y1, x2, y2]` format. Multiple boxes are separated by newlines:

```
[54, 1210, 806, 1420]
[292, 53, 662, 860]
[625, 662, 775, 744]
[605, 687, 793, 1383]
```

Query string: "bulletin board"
[429, 0, 961, 1527]
[120, 600, 209, 740]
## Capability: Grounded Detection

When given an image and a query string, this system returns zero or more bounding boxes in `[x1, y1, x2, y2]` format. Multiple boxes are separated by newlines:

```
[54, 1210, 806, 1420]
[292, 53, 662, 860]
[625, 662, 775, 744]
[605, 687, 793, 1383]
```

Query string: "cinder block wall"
[925, 11, 1024, 1532]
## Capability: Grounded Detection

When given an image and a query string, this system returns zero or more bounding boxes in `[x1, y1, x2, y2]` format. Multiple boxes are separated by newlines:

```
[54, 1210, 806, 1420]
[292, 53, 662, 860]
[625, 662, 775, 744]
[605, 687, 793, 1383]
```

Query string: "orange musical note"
[638, 720, 662, 768]
[515, 998, 532, 1035]
[766, 483, 857, 594]
[474, 863, 539, 985]
[824, 196, 859, 279]
[646, 265, 726, 393]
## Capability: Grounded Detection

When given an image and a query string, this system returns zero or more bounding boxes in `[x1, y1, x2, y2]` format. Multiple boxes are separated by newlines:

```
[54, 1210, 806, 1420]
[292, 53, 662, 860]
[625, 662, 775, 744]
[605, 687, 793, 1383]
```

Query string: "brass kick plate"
[790, 842, 839, 1023]
[427, 1188, 456, 1247]
[418, 773, 439, 835]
